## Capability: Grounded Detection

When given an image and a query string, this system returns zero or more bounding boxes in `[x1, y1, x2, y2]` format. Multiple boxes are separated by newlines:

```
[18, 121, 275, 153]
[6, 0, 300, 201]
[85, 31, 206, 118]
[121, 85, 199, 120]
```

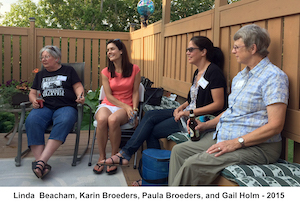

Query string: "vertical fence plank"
[92, 39, 99, 90]
[99, 39, 107, 88]
[53, 37, 60, 48]
[69, 38, 76, 63]
[61, 38, 68, 63]
[21, 36, 28, 81]
[77, 39, 84, 63]
[282, 15, 300, 110]
[12, 36, 20, 80]
[220, 27, 231, 93]
[84, 39, 91, 90]
[3, 35, 11, 82]
[36, 36, 43, 69]
[267, 18, 283, 69]
[180, 34, 187, 82]
[45, 37, 52, 46]
[229, 25, 241, 83]
[175, 35, 181, 80]
[170, 36, 176, 79]
[185, 34, 192, 84]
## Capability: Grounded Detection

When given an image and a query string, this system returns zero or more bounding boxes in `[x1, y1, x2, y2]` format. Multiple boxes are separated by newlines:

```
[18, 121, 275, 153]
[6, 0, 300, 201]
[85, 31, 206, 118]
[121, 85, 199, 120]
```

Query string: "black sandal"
[32, 160, 51, 179]
[32, 160, 45, 178]
[93, 163, 105, 174]
[42, 164, 52, 179]
[106, 165, 118, 175]
[103, 154, 128, 166]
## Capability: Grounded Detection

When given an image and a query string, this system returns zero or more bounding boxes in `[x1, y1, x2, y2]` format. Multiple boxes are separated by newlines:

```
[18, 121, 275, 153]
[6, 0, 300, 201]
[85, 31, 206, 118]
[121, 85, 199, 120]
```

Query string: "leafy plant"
[81, 87, 101, 130]
[0, 79, 32, 108]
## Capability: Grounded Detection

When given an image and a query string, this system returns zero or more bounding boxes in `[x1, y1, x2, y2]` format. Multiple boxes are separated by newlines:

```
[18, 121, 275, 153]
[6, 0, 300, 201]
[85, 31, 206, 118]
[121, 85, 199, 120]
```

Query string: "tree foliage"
[0, 0, 240, 31]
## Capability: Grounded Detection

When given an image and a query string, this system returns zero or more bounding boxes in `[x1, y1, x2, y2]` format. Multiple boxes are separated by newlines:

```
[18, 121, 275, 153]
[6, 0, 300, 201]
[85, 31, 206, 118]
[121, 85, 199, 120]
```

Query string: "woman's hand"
[174, 110, 187, 122]
[206, 139, 241, 157]
[32, 99, 44, 109]
[124, 105, 135, 119]
[186, 119, 207, 133]
[173, 107, 181, 117]
[75, 92, 85, 104]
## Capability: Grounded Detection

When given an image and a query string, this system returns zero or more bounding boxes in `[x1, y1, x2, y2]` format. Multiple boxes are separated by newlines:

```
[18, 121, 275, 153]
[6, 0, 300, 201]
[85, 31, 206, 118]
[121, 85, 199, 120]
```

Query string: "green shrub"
[0, 112, 15, 132]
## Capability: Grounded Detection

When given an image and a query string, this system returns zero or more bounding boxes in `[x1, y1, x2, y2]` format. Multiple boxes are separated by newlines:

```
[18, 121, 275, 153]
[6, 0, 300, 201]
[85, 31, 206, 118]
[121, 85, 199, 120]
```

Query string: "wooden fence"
[1, 0, 300, 162]
[130, 0, 300, 163]
[0, 20, 130, 91]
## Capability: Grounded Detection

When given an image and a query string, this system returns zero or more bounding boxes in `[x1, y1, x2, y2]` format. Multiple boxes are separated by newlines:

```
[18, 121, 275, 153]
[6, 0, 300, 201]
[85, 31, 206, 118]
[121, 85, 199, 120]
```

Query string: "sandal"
[132, 179, 142, 186]
[102, 154, 129, 166]
[42, 164, 52, 179]
[32, 160, 46, 178]
[32, 160, 52, 179]
[106, 165, 118, 175]
[93, 163, 105, 174]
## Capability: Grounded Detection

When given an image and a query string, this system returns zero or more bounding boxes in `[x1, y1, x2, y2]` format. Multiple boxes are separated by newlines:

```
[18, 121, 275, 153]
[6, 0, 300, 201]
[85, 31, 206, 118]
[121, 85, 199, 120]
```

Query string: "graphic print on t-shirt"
[41, 76, 65, 97]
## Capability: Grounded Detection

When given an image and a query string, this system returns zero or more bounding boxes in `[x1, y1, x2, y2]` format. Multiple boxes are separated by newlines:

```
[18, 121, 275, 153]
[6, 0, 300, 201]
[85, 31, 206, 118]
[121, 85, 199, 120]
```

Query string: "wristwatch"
[238, 137, 245, 148]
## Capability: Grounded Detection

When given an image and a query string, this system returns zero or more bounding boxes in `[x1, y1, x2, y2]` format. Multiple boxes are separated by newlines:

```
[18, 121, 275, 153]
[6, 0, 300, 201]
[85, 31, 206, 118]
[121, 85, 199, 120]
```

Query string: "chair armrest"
[18, 101, 32, 132]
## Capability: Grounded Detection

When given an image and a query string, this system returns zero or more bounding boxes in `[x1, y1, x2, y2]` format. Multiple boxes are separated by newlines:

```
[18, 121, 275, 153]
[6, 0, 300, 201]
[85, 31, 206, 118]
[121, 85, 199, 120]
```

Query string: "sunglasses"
[186, 47, 200, 53]
[48, 46, 57, 52]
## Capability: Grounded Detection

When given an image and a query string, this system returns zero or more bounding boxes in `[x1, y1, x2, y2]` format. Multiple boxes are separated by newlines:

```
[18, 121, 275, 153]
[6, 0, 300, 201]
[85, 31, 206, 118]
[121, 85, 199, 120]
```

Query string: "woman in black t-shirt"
[26, 45, 85, 179]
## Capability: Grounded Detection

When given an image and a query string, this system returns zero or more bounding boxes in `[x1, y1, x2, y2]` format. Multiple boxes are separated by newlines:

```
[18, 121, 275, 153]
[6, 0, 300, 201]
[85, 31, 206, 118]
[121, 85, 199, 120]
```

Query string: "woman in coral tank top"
[93, 39, 141, 175]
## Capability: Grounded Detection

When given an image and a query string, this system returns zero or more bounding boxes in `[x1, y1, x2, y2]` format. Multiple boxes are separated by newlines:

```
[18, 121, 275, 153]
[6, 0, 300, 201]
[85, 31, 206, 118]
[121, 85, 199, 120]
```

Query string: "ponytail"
[211, 47, 224, 70]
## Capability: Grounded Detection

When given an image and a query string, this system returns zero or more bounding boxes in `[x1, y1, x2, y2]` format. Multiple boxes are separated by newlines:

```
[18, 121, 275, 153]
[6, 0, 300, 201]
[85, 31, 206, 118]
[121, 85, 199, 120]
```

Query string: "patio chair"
[15, 62, 92, 167]
[88, 83, 145, 169]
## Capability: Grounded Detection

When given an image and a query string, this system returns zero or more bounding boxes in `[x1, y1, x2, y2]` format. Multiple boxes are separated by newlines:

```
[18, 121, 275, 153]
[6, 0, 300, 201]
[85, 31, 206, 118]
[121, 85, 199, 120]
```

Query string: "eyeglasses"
[40, 55, 51, 61]
[186, 47, 200, 53]
[232, 45, 245, 51]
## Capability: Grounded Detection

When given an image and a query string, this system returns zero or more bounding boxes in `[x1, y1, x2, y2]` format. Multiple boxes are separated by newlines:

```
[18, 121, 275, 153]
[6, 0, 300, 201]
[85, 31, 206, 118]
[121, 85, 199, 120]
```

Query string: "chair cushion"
[167, 132, 190, 144]
[93, 120, 134, 130]
[234, 176, 300, 186]
[221, 163, 300, 180]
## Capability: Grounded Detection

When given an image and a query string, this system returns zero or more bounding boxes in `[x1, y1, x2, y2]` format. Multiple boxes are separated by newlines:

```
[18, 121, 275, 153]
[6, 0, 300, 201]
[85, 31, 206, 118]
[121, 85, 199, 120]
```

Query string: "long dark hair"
[190, 36, 224, 70]
[107, 39, 133, 78]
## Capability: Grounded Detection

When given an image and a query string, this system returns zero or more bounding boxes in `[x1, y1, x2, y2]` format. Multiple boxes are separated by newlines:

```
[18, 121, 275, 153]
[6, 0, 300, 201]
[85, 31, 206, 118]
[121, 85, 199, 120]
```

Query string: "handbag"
[141, 76, 154, 88]
[144, 87, 164, 106]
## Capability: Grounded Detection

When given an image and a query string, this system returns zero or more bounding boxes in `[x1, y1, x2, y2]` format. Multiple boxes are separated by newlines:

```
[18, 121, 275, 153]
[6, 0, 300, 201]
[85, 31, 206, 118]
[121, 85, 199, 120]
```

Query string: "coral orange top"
[101, 64, 140, 107]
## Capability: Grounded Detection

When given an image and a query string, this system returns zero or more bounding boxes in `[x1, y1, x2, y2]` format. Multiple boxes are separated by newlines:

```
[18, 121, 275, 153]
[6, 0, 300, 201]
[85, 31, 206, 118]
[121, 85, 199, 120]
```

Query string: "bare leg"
[31, 139, 62, 177]
[106, 109, 128, 171]
[93, 107, 111, 172]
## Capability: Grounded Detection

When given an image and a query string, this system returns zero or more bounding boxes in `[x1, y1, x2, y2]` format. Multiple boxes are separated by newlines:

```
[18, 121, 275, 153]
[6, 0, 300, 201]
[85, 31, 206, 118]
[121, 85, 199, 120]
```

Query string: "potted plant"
[0, 68, 39, 109]
[0, 79, 32, 108]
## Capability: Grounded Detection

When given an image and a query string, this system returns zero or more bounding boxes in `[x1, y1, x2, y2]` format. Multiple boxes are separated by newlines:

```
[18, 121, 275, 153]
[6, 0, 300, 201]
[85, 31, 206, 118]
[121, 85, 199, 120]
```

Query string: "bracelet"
[133, 107, 139, 112]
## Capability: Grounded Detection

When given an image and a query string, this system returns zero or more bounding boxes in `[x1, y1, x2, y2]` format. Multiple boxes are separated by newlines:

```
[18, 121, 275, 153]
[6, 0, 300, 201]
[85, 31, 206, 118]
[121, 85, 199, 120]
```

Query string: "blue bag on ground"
[138, 148, 171, 186]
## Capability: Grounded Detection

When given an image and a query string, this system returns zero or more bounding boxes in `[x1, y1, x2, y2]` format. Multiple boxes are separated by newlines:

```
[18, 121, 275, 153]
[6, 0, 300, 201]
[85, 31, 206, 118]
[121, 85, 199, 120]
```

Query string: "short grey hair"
[39, 45, 61, 64]
[233, 24, 270, 57]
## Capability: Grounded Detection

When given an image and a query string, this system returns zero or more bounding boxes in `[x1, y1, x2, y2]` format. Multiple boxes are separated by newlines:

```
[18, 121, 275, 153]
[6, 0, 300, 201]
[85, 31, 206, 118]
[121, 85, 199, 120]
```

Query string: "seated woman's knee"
[107, 115, 120, 127]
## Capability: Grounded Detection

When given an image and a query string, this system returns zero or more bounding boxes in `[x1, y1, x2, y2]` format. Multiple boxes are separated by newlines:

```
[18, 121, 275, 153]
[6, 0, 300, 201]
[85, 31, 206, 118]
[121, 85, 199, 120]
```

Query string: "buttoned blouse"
[214, 57, 289, 143]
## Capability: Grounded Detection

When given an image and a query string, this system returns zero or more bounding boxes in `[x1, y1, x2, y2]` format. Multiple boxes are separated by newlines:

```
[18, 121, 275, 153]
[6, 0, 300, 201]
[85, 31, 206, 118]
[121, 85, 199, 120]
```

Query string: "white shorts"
[94, 104, 122, 118]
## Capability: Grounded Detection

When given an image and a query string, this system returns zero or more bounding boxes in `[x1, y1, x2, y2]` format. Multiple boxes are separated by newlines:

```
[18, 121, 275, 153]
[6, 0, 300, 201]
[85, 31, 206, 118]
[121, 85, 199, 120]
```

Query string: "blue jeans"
[26, 106, 78, 146]
[120, 109, 181, 161]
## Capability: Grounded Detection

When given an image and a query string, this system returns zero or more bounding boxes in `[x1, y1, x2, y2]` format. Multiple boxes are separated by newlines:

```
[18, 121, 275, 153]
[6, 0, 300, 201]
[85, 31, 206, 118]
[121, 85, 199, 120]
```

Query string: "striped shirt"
[214, 57, 289, 143]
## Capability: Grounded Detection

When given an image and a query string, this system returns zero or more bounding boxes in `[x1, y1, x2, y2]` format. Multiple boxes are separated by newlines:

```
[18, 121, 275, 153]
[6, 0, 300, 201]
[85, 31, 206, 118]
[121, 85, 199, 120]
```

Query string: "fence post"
[159, 0, 171, 87]
[213, 0, 228, 47]
[28, 17, 36, 79]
